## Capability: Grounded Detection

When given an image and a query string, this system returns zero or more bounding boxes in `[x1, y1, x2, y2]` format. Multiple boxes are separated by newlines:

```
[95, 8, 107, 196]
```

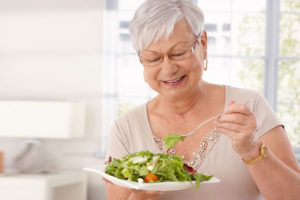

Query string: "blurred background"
[0, 0, 299, 199]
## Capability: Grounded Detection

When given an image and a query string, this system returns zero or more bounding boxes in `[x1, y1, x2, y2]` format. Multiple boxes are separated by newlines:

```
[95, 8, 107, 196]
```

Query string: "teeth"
[166, 77, 183, 83]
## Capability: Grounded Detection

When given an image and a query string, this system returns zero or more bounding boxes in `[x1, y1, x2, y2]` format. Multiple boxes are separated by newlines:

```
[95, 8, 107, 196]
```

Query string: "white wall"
[0, 0, 107, 199]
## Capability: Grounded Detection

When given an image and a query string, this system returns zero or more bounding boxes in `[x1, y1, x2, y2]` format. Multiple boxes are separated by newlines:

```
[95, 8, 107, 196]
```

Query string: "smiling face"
[142, 21, 207, 101]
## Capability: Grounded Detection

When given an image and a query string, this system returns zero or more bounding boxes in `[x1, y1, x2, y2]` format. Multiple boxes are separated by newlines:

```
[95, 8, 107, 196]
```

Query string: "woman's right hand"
[104, 178, 163, 200]
[128, 189, 162, 200]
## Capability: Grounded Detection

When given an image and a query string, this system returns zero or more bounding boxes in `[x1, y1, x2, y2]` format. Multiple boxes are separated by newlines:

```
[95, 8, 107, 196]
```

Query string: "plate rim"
[83, 164, 220, 191]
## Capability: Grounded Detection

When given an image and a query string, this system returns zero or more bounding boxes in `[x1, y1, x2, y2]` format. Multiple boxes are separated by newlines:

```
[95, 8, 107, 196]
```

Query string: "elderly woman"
[105, 0, 300, 199]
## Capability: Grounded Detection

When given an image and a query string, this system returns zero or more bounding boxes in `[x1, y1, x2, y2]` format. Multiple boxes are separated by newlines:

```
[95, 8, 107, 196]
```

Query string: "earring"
[143, 72, 148, 82]
[204, 59, 208, 71]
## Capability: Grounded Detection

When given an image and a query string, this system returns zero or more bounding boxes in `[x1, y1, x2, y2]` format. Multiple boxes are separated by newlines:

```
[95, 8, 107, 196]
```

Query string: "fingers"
[216, 113, 248, 125]
[129, 189, 164, 200]
[214, 126, 236, 139]
[228, 100, 235, 105]
[215, 112, 256, 135]
[215, 100, 254, 129]
[224, 100, 252, 115]
[215, 122, 242, 132]
[215, 123, 254, 139]
[214, 100, 258, 155]
[102, 177, 111, 183]
[133, 189, 161, 195]
[104, 177, 164, 200]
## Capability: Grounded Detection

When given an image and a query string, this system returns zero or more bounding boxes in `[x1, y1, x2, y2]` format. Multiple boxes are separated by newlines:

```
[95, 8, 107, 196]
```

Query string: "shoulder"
[116, 103, 147, 123]
[114, 103, 148, 131]
[226, 85, 262, 106]
[107, 104, 148, 156]
[226, 86, 277, 119]
[227, 85, 261, 99]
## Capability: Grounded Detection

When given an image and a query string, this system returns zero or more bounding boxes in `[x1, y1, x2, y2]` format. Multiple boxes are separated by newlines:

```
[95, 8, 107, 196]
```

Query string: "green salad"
[105, 151, 212, 188]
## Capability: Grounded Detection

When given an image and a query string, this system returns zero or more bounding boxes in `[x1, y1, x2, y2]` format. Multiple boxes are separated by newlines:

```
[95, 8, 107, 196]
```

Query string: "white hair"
[129, 0, 204, 52]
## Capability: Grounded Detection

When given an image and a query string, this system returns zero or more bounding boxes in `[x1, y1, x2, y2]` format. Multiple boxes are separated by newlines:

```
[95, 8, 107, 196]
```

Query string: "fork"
[181, 112, 225, 137]
[181, 100, 250, 137]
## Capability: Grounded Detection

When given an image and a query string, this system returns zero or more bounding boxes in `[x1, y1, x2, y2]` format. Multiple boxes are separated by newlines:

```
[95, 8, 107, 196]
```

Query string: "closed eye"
[171, 50, 188, 58]
[147, 57, 161, 62]
[172, 52, 185, 57]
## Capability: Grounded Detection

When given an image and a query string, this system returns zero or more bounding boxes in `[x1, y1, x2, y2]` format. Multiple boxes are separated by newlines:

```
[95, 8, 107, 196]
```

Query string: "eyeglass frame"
[138, 34, 201, 66]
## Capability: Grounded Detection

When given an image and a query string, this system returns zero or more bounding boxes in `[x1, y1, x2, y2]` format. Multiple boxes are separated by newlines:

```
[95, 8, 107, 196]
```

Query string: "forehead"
[146, 21, 195, 52]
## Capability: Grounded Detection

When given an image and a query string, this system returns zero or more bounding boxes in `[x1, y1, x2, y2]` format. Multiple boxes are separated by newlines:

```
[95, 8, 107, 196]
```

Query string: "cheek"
[145, 70, 158, 80]
[186, 59, 203, 83]
[186, 57, 202, 73]
[144, 69, 160, 88]
[193, 47, 205, 69]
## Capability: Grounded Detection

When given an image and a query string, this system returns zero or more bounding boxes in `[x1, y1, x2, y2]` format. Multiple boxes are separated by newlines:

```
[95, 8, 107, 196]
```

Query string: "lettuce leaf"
[163, 134, 185, 148]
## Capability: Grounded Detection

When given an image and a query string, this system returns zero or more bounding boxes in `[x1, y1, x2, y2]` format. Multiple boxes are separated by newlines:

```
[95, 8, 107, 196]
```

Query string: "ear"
[200, 30, 207, 59]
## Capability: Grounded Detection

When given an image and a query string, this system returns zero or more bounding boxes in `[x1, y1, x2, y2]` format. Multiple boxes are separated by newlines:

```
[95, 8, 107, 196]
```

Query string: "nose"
[160, 55, 179, 75]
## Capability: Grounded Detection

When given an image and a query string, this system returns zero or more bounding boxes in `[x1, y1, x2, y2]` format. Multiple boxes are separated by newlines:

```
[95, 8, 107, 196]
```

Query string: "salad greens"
[163, 134, 185, 148]
[105, 151, 212, 188]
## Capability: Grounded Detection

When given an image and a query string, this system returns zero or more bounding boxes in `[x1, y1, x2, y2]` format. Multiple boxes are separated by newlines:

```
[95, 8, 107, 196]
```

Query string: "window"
[101, 0, 300, 152]
[277, 0, 300, 146]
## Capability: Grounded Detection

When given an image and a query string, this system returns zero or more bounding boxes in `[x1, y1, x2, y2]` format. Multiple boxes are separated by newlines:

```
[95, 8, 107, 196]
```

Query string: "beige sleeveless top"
[106, 86, 282, 200]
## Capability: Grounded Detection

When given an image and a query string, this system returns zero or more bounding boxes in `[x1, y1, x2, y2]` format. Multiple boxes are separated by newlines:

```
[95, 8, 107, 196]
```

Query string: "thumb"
[228, 100, 236, 105]
[225, 100, 236, 113]
[102, 177, 112, 184]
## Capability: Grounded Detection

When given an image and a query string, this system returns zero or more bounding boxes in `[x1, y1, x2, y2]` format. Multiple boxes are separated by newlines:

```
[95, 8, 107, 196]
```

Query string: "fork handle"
[183, 112, 225, 137]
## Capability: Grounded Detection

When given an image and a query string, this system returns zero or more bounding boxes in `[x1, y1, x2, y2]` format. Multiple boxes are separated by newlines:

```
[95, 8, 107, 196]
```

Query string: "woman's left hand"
[214, 100, 259, 157]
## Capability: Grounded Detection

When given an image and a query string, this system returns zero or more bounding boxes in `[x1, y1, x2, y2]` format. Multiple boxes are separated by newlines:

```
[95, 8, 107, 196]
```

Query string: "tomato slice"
[144, 173, 158, 183]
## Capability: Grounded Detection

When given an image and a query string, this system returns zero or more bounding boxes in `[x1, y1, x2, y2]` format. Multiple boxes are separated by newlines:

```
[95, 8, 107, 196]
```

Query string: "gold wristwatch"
[242, 143, 269, 165]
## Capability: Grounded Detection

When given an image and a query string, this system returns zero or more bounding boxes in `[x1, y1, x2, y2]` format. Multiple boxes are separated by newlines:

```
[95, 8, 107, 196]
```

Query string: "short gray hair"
[129, 0, 204, 52]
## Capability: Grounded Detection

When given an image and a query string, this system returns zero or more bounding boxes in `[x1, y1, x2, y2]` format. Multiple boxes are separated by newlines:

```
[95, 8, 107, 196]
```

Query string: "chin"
[162, 89, 190, 101]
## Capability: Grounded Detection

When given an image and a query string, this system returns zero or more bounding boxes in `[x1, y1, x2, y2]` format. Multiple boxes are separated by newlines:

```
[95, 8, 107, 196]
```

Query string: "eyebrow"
[143, 40, 192, 54]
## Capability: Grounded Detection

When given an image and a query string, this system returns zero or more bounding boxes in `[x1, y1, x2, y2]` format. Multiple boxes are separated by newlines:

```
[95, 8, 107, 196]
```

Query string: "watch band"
[242, 143, 269, 165]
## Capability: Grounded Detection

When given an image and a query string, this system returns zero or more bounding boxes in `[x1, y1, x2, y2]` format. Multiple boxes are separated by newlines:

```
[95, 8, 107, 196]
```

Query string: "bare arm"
[216, 101, 300, 200]
[247, 126, 300, 200]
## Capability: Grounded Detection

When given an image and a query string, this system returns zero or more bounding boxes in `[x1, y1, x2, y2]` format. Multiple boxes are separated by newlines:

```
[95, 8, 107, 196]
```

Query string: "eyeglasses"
[139, 36, 200, 66]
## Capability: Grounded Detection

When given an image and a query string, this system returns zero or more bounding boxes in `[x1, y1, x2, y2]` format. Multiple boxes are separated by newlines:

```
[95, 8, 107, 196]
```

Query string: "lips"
[163, 75, 186, 86]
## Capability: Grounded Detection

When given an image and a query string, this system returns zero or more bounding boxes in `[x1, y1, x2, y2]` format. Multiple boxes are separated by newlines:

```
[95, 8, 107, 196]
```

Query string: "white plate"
[83, 165, 220, 191]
